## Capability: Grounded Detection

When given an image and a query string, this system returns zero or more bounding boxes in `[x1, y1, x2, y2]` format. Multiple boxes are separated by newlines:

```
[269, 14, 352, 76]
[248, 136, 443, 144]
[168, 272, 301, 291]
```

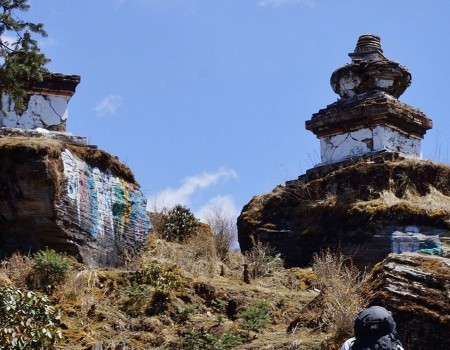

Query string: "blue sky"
[23, 0, 450, 221]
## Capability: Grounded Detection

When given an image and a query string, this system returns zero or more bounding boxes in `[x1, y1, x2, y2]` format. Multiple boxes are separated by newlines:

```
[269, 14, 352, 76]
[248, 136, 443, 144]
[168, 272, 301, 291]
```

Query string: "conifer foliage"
[0, 0, 50, 111]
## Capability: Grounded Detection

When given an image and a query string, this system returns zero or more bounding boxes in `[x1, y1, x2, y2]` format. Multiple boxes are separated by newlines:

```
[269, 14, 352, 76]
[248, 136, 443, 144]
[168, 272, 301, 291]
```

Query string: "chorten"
[306, 34, 432, 165]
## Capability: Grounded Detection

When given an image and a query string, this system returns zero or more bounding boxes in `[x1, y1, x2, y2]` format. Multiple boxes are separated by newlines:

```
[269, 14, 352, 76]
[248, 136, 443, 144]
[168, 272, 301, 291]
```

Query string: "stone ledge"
[0, 127, 90, 146]
[297, 149, 404, 182]
[305, 91, 432, 138]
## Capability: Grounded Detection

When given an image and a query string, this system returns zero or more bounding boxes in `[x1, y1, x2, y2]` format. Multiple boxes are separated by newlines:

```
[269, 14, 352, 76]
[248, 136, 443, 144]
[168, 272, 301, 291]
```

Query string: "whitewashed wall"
[0, 94, 69, 129]
[319, 125, 421, 164]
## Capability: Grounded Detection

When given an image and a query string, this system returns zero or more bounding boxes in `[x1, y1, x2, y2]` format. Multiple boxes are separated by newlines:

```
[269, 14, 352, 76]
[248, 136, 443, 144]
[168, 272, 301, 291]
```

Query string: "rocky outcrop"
[362, 253, 450, 350]
[237, 156, 450, 267]
[0, 134, 150, 267]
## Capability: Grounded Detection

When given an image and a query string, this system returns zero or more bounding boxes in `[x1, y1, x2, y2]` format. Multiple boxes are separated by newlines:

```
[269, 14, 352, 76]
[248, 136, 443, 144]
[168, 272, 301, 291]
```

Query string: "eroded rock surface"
[0, 136, 150, 267]
[362, 253, 450, 350]
[238, 157, 450, 267]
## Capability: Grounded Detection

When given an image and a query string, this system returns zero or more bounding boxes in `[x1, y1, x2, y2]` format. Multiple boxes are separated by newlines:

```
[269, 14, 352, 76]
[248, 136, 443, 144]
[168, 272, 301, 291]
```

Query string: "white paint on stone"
[375, 78, 394, 88]
[0, 94, 70, 129]
[338, 72, 360, 97]
[61, 149, 150, 240]
[391, 231, 441, 254]
[319, 125, 421, 164]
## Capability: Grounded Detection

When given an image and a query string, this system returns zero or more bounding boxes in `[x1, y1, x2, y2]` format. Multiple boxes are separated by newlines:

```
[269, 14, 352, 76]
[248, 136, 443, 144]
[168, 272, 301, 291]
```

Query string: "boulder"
[362, 253, 450, 350]
[0, 134, 150, 267]
[237, 156, 450, 267]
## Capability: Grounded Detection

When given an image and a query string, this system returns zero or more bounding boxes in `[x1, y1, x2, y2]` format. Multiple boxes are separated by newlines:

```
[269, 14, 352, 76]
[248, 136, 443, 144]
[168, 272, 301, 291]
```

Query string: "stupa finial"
[331, 34, 411, 99]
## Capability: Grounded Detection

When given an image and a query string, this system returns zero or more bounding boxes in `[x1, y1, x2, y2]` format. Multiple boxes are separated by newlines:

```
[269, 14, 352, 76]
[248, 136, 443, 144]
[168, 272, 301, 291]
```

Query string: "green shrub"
[163, 204, 199, 242]
[210, 297, 228, 313]
[31, 248, 71, 288]
[182, 329, 243, 350]
[0, 286, 62, 349]
[125, 262, 183, 316]
[130, 261, 182, 293]
[172, 303, 197, 323]
[123, 282, 150, 298]
[237, 300, 272, 332]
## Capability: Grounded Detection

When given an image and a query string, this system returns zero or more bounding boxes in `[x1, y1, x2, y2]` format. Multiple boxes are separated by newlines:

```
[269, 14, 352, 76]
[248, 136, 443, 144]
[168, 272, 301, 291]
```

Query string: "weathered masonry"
[0, 73, 80, 131]
[0, 73, 151, 267]
[306, 34, 432, 165]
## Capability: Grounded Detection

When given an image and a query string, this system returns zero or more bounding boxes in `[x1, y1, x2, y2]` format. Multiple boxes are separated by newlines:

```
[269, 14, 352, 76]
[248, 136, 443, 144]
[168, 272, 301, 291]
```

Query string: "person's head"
[353, 305, 398, 349]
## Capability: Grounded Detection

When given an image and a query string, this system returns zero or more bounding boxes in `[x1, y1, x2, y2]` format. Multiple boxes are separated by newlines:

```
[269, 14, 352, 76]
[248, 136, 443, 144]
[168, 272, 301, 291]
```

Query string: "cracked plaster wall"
[0, 94, 69, 130]
[319, 125, 421, 164]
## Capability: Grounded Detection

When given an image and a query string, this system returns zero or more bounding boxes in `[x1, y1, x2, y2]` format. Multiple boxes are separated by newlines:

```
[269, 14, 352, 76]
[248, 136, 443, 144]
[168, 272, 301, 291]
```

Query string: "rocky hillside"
[1, 234, 448, 350]
[238, 156, 450, 268]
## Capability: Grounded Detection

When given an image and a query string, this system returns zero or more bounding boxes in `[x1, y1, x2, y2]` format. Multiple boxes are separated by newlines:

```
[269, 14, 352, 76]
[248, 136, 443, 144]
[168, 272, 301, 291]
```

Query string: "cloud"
[258, 0, 316, 7]
[147, 167, 238, 210]
[94, 95, 123, 116]
[196, 195, 240, 223]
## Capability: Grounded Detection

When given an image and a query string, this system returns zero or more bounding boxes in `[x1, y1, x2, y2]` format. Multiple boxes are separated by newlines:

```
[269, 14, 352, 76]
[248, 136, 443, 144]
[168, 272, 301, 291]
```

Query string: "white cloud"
[258, 0, 316, 7]
[147, 167, 238, 211]
[196, 195, 240, 223]
[94, 95, 123, 116]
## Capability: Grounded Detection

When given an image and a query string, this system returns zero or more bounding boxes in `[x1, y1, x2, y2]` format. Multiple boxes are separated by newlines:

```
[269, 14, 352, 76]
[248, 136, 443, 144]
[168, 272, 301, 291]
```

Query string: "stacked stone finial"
[306, 34, 432, 165]
[331, 34, 411, 99]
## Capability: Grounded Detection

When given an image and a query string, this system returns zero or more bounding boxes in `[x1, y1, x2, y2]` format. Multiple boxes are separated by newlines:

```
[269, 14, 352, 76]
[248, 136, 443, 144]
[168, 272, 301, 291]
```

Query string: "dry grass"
[0, 251, 33, 287]
[141, 236, 222, 278]
[0, 136, 137, 184]
[244, 240, 283, 281]
[54, 267, 100, 315]
[312, 249, 365, 339]
[352, 186, 450, 224]
[0, 242, 327, 349]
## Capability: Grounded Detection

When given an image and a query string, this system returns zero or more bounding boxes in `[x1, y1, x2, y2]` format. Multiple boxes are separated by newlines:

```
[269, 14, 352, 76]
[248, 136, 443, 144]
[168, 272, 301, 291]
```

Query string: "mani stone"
[305, 34, 432, 165]
[0, 136, 151, 267]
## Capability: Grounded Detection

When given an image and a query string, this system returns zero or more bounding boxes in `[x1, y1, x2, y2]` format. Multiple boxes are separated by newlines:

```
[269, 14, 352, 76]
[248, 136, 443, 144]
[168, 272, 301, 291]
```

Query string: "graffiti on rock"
[61, 149, 150, 241]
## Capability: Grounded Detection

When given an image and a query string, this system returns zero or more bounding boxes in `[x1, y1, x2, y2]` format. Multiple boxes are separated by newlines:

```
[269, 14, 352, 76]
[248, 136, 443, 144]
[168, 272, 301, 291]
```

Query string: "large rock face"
[362, 253, 450, 350]
[238, 156, 450, 267]
[0, 134, 150, 267]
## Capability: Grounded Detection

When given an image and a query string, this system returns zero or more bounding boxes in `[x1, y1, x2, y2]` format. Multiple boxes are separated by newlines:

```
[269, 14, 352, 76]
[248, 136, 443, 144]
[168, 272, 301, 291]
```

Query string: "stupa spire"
[306, 34, 432, 166]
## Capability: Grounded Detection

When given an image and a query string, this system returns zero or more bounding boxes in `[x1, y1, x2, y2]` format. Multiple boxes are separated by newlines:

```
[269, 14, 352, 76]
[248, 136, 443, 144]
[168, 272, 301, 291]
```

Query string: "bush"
[312, 248, 365, 338]
[244, 240, 283, 279]
[237, 300, 272, 332]
[0, 252, 33, 287]
[163, 205, 199, 242]
[31, 248, 71, 289]
[182, 329, 243, 350]
[123, 262, 183, 316]
[0, 286, 63, 349]
[172, 303, 197, 323]
[204, 207, 237, 261]
[131, 261, 182, 293]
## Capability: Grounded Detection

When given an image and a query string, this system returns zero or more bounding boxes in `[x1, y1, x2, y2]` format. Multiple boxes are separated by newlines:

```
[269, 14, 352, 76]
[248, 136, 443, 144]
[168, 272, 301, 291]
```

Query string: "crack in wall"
[44, 95, 64, 118]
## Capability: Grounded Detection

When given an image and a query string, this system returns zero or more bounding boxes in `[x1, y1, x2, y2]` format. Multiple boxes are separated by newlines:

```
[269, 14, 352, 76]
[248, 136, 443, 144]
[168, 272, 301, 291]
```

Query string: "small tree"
[204, 207, 237, 261]
[163, 204, 199, 242]
[0, 0, 50, 111]
[31, 248, 72, 290]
